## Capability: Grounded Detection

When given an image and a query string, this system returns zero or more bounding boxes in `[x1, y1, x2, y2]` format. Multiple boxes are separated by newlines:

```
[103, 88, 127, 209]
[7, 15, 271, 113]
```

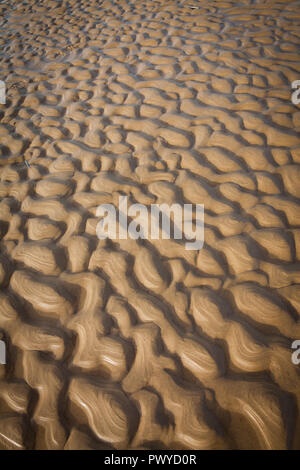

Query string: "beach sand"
[0, 0, 300, 450]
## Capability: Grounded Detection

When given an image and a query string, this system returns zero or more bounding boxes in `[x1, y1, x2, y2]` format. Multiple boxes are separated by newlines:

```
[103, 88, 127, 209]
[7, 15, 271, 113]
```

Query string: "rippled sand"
[0, 0, 300, 450]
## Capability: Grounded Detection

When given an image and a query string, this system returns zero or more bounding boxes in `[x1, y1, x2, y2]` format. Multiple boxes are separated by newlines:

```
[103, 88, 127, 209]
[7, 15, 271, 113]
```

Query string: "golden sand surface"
[0, 0, 300, 450]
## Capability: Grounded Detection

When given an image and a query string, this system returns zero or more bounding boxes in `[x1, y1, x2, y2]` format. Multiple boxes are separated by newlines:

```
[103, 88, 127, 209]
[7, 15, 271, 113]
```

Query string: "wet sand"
[0, 0, 300, 450]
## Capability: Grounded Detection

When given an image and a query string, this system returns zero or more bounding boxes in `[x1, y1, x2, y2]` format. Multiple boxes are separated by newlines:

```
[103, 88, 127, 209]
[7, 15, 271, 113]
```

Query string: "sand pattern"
[1, 0, 300, 450]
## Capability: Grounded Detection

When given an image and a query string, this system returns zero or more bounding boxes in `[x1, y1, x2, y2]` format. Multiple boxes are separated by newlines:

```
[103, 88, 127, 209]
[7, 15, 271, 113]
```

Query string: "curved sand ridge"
[1, 0, 300, 450]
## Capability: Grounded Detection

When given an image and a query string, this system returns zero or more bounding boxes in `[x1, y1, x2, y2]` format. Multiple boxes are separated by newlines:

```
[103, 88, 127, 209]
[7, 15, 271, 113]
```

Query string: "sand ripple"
[0, 0, 300, 450]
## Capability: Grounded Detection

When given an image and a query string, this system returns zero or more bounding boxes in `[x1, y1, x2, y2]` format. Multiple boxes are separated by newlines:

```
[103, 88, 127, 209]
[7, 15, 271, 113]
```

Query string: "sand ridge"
[0, 0, 300, 450]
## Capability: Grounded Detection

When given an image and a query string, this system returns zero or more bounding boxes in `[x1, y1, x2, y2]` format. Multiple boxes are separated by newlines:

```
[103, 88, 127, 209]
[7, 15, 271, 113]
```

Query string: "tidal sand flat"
[0, 0, 300, 450]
